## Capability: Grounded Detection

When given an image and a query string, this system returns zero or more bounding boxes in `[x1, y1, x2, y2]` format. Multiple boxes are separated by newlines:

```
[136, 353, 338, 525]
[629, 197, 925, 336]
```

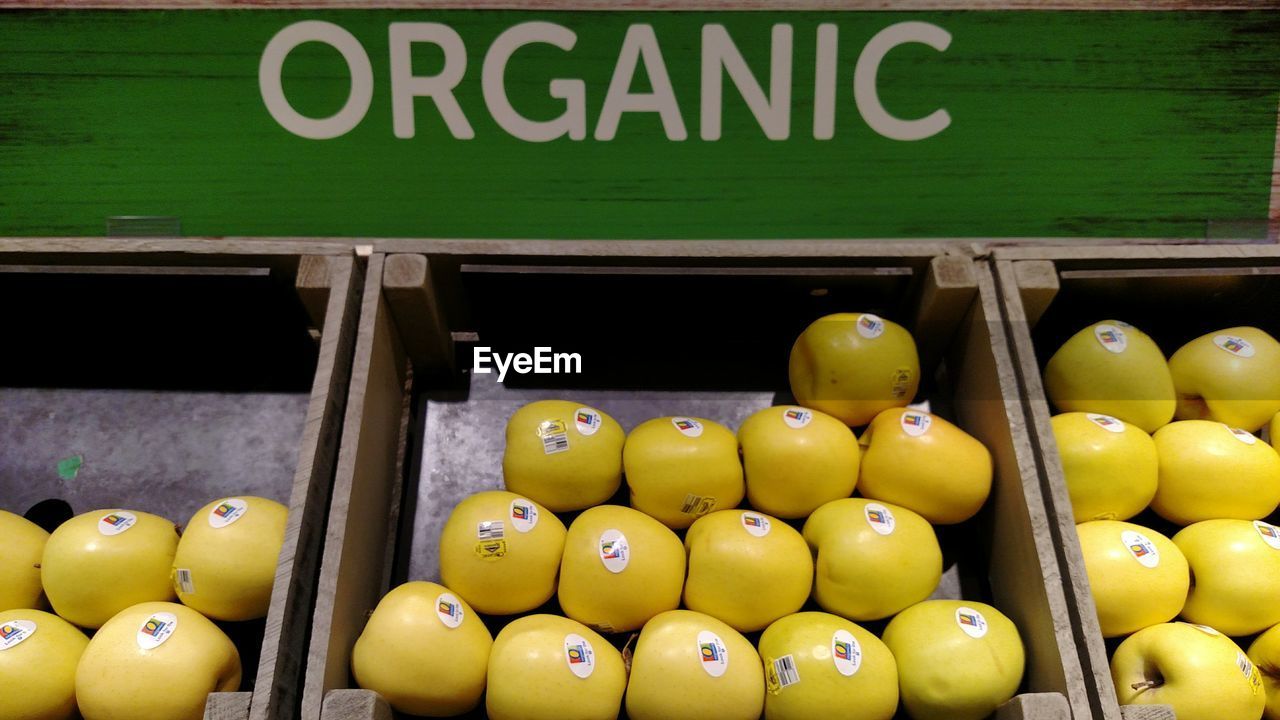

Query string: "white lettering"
[595, 24, 687, 141]
[701, 24, 793, 141]
[853, 21, 951, 141]
[389, 23, 474, 139]
[555, 351, 582, 373]
[513, 353, 533, 375]
[473, 347, 492, 374]
[260, 21, 374, 140]
[483, 23, 586, 142]
[813, 24, 838, 140]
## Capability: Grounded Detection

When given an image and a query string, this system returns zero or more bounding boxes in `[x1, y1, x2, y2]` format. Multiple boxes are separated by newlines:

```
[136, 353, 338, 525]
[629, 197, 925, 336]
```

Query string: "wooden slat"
[383, 254, 454, 376]
[1012, 261, 1060, 330]
[242, 254, 364, 720]
[204, 692, 252, 720]
[302, 254, 410, 720]
[996, 693, 1073, 720]
[3, 0, 1273, 9]
[912, 254, 978, 381]
[296, 255, 332, 329]
[321, 690, 393, 720]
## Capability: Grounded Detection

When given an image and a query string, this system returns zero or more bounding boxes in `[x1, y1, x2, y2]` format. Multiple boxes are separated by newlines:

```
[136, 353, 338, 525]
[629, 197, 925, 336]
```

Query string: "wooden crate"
[301, 242, 1097, 720]
[0, 239, 365, 720]
[991, 244, 1280, 720]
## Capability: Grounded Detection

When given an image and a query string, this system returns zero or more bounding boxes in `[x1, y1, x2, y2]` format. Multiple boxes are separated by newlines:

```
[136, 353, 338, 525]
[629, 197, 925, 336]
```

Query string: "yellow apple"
[0, 509, 48, 611]
[788, 313, 920, 427]
[1075, 520, 1188, 637]
[623, 417, 743, 529]
[171, 496, 287, 621]
[625, 609, 763, 720]
[882, 599, 1025, 720]
[1043, 320, 1176, 433]
[738, 406, 860, 519]
[1248, 622, 1280, 720]
[1174, 519, 1280, 636]
[0, 609, 88, 720]
[439, 490, 565, 615]
[857, 408, 992, 524]
[1050, 413, 1158, 522]
[1151, 420, 1280, 524]
[558, 505, 684, 633]
[802, 498, 941, 621]
[1169, 326, 1280, 432]
[351, 581, 491, 716]
[76, 601, 241, 720]
[487, 614, 625, 720]
[758, 611, 898, 720]
[1112, 622, 1264, 720]
[683, 510, 813, 632]
[41, 509, 179, 628]
[503, 400, 626, 512]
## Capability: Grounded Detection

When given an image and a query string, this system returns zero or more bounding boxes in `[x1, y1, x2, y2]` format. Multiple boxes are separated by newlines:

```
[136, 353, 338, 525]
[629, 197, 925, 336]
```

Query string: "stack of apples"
[352, 313, 1027, 720]
[0, 495, 288, 720]
[1045, 320, 1280, 720]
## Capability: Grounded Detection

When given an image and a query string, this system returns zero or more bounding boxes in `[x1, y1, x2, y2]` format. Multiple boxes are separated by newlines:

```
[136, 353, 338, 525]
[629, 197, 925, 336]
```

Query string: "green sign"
[2, 10, 1278, 239]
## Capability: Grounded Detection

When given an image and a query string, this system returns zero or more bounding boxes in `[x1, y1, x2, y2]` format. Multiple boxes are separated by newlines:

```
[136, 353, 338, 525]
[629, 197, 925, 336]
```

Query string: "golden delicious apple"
[1174, 518, 1280, 636]
[487, 614, 625, 720]
[882, 599, 1025, 720]
[0, 609, 88, 720]
[758, 611, 898, 720]
[1050, 413, 1158, 522]
[1042, 320, 1175, 433]
[76, 601, 241, 720]
[1151, 420, 1280, 524]
[41, 509, 179, 628]
[683, 510, 813, 632]
[0, 509, 48, 611]
[503, 400, 625, 511]
[738, 406, 860, 519]
[1169, 326, 1280, 432]
[171, 496, 286, 621]
[439, 490, 565, 615]
[351, 581, 491, 716]
[1075, 520, 1188, 637]
[802, 498, 941, 621]
[1248, 621, 1280, 720]
[623, 417, 743, 529]
[857, 408, 992, 524]
[788, 313, 920, 427]
[625, 609, 763, 720]
[1112, 622, 1264, 720]
[558, 505, 684, 633]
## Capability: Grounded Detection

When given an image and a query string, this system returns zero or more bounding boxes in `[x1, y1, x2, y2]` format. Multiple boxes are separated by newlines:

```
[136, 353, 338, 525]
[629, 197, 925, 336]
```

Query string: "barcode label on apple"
[542, 432, 569, 454]
[680, 494, 717, 516]
[175, 568, 195, 595]
[477, 521, 505, 540]
[773, 655, 800, 688]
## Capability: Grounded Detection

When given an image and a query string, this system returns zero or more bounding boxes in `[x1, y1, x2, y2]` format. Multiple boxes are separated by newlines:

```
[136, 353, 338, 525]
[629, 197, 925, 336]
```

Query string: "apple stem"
[1131, 680, 1161, 691]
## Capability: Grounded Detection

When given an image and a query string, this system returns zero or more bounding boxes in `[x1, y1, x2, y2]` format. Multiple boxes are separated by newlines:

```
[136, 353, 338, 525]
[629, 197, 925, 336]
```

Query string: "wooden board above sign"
[1, 4, 1278, 240]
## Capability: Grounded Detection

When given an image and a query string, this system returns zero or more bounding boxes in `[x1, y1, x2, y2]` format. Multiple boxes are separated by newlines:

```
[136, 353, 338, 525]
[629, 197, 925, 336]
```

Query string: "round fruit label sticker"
[435, 593, 465, 629]
[856, 313, 886, 339]
[1254, 521, 1280, 550]
[955, 607, 988, 639]
[672, 417, 704, 438]
[1230, 427, 1258, 445]
[1214, 334, 1256, 358]
[1087, 414, 1126, 433]
[782, 407, 812, 429]
[208, 498, 248, 528]
[900, 411, 932, 437]
[697, 631, 729, 677]
[741, 512, 771, 537]
[574, 408, 603, 437]
[0, 619, 36, 650]
[510, 500, 539, 533]
[137, 612, 178, 650]
[1093, 324, 1128, 354]
[1122, 530, 1160, 568]
[832, 629, 862, 677]
[98, 510, 137, 536]
[599, 529, 630, 574]
[864, 503, 896, 536]
[564, 633, 596, 679]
